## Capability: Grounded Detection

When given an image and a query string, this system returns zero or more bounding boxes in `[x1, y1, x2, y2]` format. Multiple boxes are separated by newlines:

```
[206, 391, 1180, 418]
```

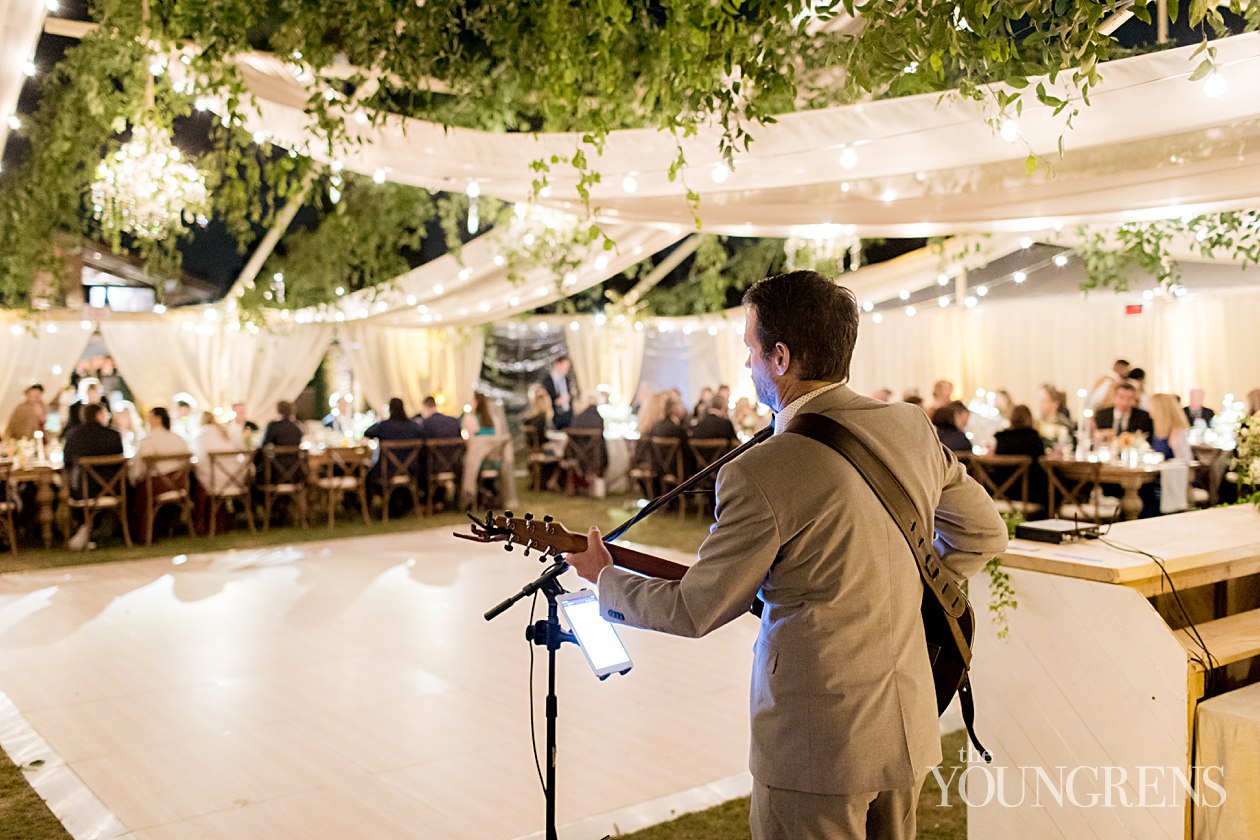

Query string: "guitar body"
[922, 587, 975, 716]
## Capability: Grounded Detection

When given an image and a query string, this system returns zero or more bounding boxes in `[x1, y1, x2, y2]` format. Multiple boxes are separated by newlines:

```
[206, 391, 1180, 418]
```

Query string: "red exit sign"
[1125, 303, 1144, 316]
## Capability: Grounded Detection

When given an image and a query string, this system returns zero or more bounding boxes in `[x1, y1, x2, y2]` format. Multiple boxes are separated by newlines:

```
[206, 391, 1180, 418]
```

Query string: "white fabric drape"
[100, 318, 332, 413]
[562, 317, 646, 406]
[339, 325, 485, 415]
[844, 288, 1260, 409]
[220, 35, 1260, 236]
[0, 316, 94, 420]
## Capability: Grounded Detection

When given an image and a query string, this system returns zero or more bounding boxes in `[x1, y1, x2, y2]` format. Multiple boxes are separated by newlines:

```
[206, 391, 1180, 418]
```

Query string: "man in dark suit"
[648, 395, 695, 476]
[1094, 383, 1154, 439]
[64, 381, 110, 438]
[690, 395, 738, 443]
[416, 396, 461, 439]
[540, 356, 577, 430]
[364, 397, 425, 514]
[255, 400, 305, 480]
[1184, 388, 1215, 426]
[64, 402, 124, 499]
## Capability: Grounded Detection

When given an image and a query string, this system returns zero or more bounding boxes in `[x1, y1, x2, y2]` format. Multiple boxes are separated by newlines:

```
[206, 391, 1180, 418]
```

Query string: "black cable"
[527, 590, 546, 796]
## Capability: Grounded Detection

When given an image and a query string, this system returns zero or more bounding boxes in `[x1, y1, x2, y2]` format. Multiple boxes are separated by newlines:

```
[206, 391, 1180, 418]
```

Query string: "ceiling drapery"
[222, 34, 1260, 237]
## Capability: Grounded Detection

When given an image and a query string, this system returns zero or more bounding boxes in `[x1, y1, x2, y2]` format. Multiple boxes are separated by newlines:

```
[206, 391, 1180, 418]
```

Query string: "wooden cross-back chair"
[1042, 458, 1121, 523]
[0, 461, 17, 555]
[423, 438, 466, 516]
[68, 454, 132, 548]
[205, 450, 255, 536]
[314, 446, 371, 529]
[375, 439, 423, 521]
[257, 444, 308, 531]
[523, 427, 559, 492]
[561, 428, 606, 496]
[648, 436, 686, 520]
[968, 454, 1043, 519]
[139, 453, 195, 546]
[686, 437, 736, 518]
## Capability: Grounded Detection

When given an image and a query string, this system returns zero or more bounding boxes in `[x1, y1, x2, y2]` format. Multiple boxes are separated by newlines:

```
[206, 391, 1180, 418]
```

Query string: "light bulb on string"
[1012, 271, 1027, 284]
[838, 147, 858, 169]
[937, 273, 949, 286]
[711, 163, 731, 184]
[976, 285, 988, 297]
[1203, 71, 1228, 99]
[1053, 253, 1069, 267]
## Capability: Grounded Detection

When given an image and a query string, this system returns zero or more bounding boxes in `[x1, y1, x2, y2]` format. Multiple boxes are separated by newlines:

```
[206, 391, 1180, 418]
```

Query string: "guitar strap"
[785, 412, 991, 762]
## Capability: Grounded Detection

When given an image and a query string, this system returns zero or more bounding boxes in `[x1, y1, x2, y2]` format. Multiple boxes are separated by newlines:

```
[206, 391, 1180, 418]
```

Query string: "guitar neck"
[546, 529, 689, 581]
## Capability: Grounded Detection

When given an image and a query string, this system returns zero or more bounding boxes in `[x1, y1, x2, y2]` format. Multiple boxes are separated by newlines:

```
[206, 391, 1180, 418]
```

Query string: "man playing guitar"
[566, 271, 1007, 840]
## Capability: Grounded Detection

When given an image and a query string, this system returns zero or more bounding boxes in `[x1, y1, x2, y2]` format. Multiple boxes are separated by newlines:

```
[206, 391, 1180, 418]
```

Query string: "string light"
[1019, 236, 1033, 249]
[938, 295, 950, 308]
[862, 300, 874, 312]
[1053, 253, 1069, 267]
[838, 147, 858, 169]
[964, 295, 978, 309]
[373, 169, 386, 184]
[622, 173, 638, 193]
[1203, 71, 1228, 98]
[1012, 271, 1027, 283]
[976, 285, 988, 297]
[872, 313, 884, 324]
[23, 61, 37, 77]
[898, 289, 910, 301]
[90, 125, 209, 241]
[710, 163, 731, 184]
[937, 273, 949, 286]
[905, 305, 917, 317]
[1000, 119, 1019, 143]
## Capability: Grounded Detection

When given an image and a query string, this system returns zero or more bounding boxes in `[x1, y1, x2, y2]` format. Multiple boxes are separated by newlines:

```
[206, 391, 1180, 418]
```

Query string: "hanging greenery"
[5, 0, 1260, 311]
[1074, 211, 1260, 292]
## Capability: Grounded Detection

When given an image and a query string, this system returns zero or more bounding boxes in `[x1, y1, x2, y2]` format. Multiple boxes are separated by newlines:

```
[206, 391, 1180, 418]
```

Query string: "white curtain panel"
[0, 316, 94, 419]
[562, 317, 645, 406]
[100, 318, 332, 412]
[339, 325, 485, 415]
[844, 289, 1260, 410]
[220, 35, 1260, 236]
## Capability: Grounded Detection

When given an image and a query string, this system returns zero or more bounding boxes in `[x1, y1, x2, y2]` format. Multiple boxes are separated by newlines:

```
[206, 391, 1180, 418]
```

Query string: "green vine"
[980, 513, 1023, 641]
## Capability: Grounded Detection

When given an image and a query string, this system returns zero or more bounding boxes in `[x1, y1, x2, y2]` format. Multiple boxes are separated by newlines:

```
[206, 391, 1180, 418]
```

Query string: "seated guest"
[462, 392, 499, 438]
[260, 401, 304, 448]
[565, 394, 609, 477]
[1037, 384, 1074, 438]
[649, 395, 695, 475]
[4, 384, 47, 439]
[716, 384, 731, 407]
[364, 397, 424, 479]
[869, 387, 893, 403]
[1149, 393, 1192, 461]
[540, 356, 576, 430]
[929, 379, 954, 414]
[128, 407, 192, 485]
[1248, 388, 1260, 418]
[691, 386, 714, 422]
[417, 395, 462, 438]
[1088, 358, 1131, 410]
[993, 404, 1048, 508]
[691, 394, 738, 443]
[64, 403, 124, 497]
[1094, 383, 1154, 440]
[1183, 388, 1215, 426]
[63, 403, 125, 549]
[231, 402, 259, 433]
[194, 412, 247, 495]
[323, 393, 356, 435]
[932, 401, 972, 454]
[994, 389, 1014, 422]
[64, 379, 110, 437]
[521, 385, 553, 443]
[112, 400, 144, 449]
[904, 394, 927, 414]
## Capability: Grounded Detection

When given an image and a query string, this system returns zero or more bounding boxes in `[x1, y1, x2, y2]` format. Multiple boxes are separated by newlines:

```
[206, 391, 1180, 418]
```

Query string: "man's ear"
[773, 342, 791, 376]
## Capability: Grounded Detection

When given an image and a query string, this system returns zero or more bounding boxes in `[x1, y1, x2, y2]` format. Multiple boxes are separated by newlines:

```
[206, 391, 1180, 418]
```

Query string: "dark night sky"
[2, 6, 1245, 302]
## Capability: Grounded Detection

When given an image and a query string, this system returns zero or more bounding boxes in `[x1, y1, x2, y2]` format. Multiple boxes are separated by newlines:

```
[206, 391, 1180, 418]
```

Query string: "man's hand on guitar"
[567, 526, 613, 584]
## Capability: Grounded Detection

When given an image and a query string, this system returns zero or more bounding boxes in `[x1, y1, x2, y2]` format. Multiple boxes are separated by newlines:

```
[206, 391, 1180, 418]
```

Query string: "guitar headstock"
[454, 510, 587, 558]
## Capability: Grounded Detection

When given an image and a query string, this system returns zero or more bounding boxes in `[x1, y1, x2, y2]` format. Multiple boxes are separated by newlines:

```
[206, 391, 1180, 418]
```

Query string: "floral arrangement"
[1235, 415, 1260, 510]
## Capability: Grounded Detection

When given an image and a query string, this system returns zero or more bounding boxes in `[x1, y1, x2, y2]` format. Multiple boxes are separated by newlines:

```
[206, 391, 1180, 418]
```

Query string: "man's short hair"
[82, 403, 106, 425]
[422, 396, 438, 409]
[151, 406, 172, 430]
[26, 384, 43, 393]
[276, 400, 293, 417]
[742, 271, 859, 382]
[709, 395, 727, 412]
[1115, 359, 1130, 367]
[553, 355, 570, 366]
[1115, 382, 1137, 395]
[1127, 368, 1146, 382]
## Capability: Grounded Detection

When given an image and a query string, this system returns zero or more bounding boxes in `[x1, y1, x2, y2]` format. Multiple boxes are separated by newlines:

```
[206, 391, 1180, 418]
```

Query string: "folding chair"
[423, 438, 466, 516]
[67, 454, 132, 548]
[313, 446, 371, 529]
[968, 454, 1043, 519]
[205, 450, 256, 537]
[257, 444, 308, 531]
[375, 439, 423, 522]
[139, 453, 195, 546]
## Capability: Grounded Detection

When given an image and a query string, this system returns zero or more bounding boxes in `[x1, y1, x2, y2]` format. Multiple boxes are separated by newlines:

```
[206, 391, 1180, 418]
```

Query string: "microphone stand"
[482, 424, 773, 840]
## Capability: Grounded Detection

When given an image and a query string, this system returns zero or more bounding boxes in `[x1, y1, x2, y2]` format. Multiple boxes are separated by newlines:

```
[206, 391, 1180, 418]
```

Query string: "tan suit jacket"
[597, 385, 1007, 795]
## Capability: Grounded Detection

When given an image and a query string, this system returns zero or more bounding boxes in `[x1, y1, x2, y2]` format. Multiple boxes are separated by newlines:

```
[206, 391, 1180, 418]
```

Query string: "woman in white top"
[192, 411, 247, 495]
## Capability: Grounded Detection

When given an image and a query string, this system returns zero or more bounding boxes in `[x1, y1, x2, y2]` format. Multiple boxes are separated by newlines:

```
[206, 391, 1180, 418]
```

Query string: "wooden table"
[970, 505, 1260, 839]
[9, 463, 65, 548]
[1042, 454, 1171, 520]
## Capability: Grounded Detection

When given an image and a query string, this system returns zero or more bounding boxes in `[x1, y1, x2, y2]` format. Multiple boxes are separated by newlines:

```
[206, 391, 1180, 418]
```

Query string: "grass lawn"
[0, 480, 966, 839]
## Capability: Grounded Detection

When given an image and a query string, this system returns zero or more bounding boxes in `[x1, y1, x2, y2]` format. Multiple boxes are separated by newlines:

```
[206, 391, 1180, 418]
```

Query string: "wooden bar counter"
[968, 505, 1260, 839]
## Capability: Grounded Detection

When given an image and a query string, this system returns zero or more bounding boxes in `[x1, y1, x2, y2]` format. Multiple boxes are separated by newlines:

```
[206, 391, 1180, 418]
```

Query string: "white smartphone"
[556, 589, 633, 679]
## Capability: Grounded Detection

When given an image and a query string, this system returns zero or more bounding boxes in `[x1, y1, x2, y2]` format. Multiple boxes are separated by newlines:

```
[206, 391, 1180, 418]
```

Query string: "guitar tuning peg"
[523, 547, 531, 557]
[543, 515, 553, 523]
[504, 543, 513, 552]
[524, 512, 533, 521]
[504, 510, 514, 520]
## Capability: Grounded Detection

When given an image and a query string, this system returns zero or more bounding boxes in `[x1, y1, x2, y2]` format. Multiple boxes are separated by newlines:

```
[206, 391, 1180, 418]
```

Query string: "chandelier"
[90, 122, 209, 241]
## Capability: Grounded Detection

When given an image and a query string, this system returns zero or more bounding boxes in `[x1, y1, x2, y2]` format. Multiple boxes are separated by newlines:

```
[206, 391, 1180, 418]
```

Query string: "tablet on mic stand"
[556, 589, 632, 679]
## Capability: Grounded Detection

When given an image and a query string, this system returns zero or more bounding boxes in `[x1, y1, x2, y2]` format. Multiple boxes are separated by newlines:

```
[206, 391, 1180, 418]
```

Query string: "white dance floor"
[0, 529, 758, 839]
